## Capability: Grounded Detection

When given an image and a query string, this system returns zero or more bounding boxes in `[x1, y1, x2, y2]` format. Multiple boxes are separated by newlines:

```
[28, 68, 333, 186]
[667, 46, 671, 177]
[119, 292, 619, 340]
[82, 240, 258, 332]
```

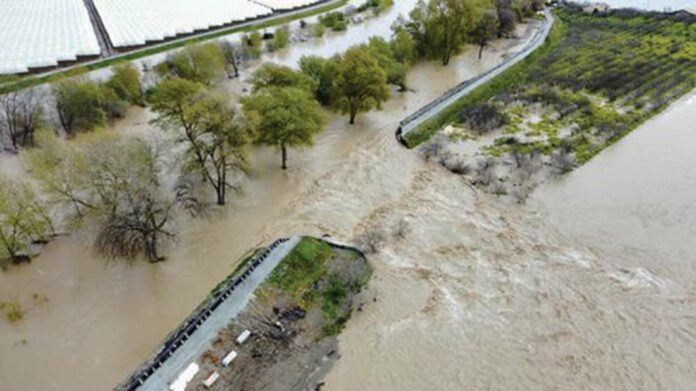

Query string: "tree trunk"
[349, 109, 357, 125]
[281, 144, 288, 170]
[216, 171, 226, 205]
[145, 233, 164, 263]
[442, 51, 451, 66]
[478, 45, 484, 60]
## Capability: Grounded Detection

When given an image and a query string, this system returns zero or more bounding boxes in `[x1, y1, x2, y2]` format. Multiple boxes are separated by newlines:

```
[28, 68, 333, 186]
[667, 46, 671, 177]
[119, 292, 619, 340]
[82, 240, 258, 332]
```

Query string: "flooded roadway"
[1, 4, 696, 391]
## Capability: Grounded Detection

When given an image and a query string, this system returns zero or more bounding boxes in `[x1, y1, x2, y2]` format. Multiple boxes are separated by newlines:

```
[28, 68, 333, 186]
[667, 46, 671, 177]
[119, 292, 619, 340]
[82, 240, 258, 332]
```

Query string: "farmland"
[410, 7, 696, 199]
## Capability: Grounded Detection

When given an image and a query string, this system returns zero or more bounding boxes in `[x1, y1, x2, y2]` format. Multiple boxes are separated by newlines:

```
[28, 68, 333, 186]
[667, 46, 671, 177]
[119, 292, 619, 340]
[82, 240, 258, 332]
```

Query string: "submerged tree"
[406, 0, 485, 65]
[156, 43, 227, 85]
[0, 175, 50, 263]
[26, 131, 177, 262]
[0, 89, 43, 151]
[105, 63, 143, 105]
[333, 46, 390, 124]
[472, 12, 499, 59]
[242, 86, 325, 170]
[365, 37, 409, 90]
[149, 77, 252, 205]
[53, 78, 107, 134]
[251, 63, 317, 93]
[299, 55, 340, 105]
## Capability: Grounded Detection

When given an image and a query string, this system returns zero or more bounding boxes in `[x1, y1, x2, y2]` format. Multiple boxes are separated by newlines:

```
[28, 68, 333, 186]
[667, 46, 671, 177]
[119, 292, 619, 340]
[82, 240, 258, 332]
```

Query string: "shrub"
[458, 103, 509, 134]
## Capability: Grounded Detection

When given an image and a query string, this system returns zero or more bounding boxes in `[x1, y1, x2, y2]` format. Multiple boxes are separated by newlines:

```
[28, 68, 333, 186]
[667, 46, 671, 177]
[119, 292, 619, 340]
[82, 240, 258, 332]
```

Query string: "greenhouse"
[0, 0, 100, 74]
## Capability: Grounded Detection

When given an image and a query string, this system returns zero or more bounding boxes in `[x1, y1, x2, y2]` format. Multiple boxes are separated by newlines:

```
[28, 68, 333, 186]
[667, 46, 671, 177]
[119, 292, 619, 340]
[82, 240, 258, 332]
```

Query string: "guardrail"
[115, 237, 291, 391]
[396, 9, 554, 145]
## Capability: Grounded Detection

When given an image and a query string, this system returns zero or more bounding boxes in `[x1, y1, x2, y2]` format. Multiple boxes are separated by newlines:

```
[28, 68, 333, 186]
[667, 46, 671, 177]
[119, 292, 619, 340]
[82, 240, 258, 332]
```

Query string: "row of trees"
[401, 0, 543, 64]
[0, 0, 545, 264]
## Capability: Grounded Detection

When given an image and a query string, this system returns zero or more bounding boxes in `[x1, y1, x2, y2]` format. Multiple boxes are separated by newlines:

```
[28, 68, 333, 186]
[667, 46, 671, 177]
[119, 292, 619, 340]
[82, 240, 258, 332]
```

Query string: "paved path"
[124, 236, 301, 391]
[396, 9, 554, 143]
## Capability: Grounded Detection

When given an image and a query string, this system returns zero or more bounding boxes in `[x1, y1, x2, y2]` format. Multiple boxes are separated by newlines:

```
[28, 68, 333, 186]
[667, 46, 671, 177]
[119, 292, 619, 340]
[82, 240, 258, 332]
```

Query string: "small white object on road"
[203, 371, 220, 388]
[236, 329, 251, 345]
[222, 350, 238, 366]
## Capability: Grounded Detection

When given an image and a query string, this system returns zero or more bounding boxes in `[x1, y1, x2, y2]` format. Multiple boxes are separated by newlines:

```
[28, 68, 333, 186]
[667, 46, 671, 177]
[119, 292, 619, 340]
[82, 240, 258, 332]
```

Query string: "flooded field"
[1, 3, 695, 391]
[534, 89, 696, 285]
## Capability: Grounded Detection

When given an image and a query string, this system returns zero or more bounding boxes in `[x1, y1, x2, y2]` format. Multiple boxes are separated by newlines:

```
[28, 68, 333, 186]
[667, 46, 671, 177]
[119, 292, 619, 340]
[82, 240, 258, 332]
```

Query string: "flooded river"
[1, 3, 696, 391]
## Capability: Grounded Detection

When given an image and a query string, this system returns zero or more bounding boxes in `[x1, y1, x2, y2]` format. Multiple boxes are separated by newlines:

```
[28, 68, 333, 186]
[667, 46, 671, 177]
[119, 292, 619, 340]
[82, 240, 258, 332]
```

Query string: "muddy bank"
[189, 238, 372, 391]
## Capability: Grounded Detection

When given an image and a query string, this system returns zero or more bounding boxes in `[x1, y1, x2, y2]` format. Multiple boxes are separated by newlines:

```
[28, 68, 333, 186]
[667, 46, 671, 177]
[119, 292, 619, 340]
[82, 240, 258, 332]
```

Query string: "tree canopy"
[242, 87, 325, 169]
[406, 0, 486, 65]
[333, 46, 390, 124]
[251, 63, 317, 93]
[0, 175, 49, 263]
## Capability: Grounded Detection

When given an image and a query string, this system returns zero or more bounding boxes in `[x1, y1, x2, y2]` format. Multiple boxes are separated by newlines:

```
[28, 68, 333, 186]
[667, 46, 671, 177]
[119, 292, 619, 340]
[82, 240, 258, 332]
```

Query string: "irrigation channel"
[395, 9, 553, 143]
[3, 2, 696, 390]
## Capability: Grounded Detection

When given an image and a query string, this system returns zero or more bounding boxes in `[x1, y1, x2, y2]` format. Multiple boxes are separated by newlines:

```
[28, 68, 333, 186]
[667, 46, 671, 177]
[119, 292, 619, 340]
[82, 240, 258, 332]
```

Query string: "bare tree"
[0, 89, 43, 151]
[26, 130, 179, 262]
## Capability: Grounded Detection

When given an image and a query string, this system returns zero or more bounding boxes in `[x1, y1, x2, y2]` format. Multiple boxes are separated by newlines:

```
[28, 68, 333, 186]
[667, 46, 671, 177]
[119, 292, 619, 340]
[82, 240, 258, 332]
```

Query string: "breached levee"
[115, 236, 372, 391]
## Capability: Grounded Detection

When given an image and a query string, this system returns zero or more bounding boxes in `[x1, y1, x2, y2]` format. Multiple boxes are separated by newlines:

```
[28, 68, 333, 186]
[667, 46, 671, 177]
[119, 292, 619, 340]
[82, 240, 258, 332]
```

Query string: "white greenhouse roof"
[93, 0, 276, 48]
[0, 0, 100, 74]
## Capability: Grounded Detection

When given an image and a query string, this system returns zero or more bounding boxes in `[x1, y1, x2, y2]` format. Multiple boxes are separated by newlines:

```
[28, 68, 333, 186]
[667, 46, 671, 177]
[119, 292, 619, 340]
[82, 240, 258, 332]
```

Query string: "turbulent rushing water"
[1, 4, 696, 391]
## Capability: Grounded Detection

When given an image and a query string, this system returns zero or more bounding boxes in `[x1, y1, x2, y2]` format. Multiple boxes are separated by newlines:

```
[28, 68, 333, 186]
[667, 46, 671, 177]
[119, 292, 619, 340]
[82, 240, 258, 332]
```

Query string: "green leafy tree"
[390, 23, 417, 65]
[242, 87, 325, 170]
[365, 37, 408, 90]
[157, 43, 226, 85]
[105, 63, 143, 105]
[53, 78, 107, 134]
[406, 0, 485, 65]
[472, 12, 499, 59]
[243, 32, 264, 59]
[251, 63, 317, 93]
[299, 55, 340, 105]
[268, 27, 290, 52]
[0, 175, 49, 263]
[333, 46, 390, 124]
[148, 78, 252, 205]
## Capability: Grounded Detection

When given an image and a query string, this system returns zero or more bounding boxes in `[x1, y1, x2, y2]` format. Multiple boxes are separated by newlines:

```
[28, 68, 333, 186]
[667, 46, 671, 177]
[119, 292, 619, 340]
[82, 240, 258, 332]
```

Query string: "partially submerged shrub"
[458, 103, 508, 134]
[0, 301, 23, 322]
[354, 229, 386, 254]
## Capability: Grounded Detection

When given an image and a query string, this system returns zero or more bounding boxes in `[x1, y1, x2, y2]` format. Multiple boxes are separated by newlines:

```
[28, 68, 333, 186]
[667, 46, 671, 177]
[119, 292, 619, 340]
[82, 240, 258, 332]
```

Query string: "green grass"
[0, 0, 349, 95]
[267, 237, 333, 303]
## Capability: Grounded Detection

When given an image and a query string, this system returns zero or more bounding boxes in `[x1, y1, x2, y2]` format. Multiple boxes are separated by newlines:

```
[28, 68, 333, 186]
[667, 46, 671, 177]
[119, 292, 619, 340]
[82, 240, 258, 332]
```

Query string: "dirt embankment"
[192, 239, 372, 391]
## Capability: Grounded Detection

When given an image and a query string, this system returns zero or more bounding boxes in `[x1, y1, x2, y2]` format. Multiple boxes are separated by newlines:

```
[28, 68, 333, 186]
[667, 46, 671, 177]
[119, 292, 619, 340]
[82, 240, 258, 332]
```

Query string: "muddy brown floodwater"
[1, 8, 695, 391]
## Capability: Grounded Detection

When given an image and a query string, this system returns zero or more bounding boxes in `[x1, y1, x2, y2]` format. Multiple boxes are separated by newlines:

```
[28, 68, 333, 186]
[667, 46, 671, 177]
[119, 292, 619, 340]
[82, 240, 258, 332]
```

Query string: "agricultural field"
[413, 7, 696, 200]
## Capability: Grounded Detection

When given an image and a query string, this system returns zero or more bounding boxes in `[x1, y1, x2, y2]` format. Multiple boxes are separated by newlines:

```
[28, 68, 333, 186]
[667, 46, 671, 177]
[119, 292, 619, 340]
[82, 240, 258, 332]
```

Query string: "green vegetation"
[319, 11, 348, 31]
[105, 64, 143, 105]
[149, 77, 253, 205]
[333, 46, 391, 124]
[266, 237, 372, 337]
[155, 43, 227, 85]
[407, 7, 696, 169]
[25, 130, 177, 262]
[268, 27, 290, 52]
[0, 175, 50, 263]
[242, 86, 326, 169]
[357, 0, 394, 15]
[250, 63, 316, 93]
[0, 0, 350, 95]
[0, 301, 23, 322]
[267, 237, 333, 301]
